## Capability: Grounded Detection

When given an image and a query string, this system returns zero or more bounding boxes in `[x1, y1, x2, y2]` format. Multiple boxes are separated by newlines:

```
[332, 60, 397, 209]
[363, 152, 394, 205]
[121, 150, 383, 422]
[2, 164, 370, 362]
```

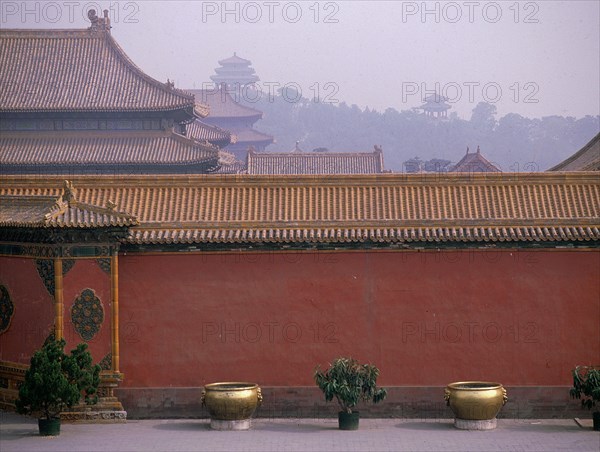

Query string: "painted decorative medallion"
[71, 289, 104, 341]
[35, 259, 76, 296]
[0, 285, 15, 334]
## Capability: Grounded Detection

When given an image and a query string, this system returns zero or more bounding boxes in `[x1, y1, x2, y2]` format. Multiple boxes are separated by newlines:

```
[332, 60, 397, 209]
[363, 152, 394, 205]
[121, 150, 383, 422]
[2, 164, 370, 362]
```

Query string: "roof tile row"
[0, 30, 194, 113]
[0, 130, 219, 167]
[1, 173, 597, 245]
[247, 150, 385, 175]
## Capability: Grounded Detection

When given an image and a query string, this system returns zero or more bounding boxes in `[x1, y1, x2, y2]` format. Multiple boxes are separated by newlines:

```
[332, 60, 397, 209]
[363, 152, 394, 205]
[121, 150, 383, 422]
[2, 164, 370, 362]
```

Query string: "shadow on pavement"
[395, 421, 454, 431]
[254, 421, 337, 433]
[152, 421, 210, 431]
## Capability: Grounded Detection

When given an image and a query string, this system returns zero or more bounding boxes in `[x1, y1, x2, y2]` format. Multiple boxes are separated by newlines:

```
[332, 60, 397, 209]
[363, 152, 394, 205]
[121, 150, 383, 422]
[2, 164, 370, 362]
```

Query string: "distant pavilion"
[451, 146, 500, 172]
[415, 93, 452, 119]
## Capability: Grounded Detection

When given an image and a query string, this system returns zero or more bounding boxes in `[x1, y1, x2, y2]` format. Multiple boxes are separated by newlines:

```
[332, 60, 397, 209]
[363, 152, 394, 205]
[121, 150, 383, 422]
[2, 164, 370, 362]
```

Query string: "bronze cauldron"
[201, 382, 262, 421]
[444, 381, 507, 420]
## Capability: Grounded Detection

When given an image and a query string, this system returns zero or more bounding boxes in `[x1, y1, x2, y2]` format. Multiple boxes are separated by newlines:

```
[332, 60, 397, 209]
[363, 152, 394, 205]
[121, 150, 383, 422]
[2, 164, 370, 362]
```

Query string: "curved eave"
[127, 225, 600, 246]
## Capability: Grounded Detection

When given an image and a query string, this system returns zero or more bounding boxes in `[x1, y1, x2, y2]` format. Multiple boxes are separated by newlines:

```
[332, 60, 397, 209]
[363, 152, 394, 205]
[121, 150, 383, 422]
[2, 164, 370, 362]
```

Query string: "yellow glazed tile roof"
[0, 182, 138, 228]
[247, 149, 385, 175]
[0, 173, 598, 245]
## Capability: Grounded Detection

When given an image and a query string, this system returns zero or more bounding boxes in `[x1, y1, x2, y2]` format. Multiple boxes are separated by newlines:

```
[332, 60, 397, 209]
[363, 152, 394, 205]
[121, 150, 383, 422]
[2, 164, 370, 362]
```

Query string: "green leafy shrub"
[16, 339, 101, 420]
[570, 365, 600, 411]
[314, 357, 387, 414]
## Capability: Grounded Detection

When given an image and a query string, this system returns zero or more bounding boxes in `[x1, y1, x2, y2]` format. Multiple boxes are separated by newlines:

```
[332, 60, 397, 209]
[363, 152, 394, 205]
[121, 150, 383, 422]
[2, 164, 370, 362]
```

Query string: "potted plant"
[570, 365, 600, 431]
[15, 338, 101, 436]
[314, 357, 387, 430]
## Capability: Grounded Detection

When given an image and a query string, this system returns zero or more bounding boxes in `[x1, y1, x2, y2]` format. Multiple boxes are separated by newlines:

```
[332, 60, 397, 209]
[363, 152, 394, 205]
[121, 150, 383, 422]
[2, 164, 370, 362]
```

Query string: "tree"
[16, 339, 100, 420]
[470, 102, 497, 133]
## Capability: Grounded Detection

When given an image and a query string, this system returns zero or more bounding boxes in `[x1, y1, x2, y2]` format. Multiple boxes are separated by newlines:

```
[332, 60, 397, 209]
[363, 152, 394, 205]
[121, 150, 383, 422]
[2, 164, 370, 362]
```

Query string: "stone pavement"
[1, 411, 598, 452]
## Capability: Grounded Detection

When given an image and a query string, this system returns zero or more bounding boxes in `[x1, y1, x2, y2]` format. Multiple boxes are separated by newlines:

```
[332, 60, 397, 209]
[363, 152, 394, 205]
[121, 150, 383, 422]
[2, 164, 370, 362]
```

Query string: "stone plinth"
[454, 418, 497, 430]
[210, 419, 251, 430]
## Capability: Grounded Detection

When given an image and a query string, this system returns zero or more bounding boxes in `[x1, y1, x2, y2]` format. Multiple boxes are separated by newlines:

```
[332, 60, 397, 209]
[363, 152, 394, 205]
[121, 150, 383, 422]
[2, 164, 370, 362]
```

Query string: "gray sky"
[2, 1, 599, 119]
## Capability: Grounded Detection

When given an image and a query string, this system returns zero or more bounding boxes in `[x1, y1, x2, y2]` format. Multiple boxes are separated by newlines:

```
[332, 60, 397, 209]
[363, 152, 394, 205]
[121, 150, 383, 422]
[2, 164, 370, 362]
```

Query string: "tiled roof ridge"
[1, 129, 174, 139]
[452, 146, 501, 172]
[2, 173, 597, 244]
[101, 31, 195, 108]
[218, 53, 252, 65]
[0, 189, 139, 229]
[140, 218, 600, 229]
[548, 132, 600, 171]
[170, 129, 219, 151]
[1, 29, 193, 103]
[188, 120, 232, 141]
[1, 29, 98, 37]
[54, 180, 137, 219]
[0, 130, 220, 168]
[190, 88, 264, 118]
[2, 128, 217, 146]
[249, 150, 384, 157]
[0, 28, 195, 114]
[193, 103, 210, 118]
[1, 171, 598, 187]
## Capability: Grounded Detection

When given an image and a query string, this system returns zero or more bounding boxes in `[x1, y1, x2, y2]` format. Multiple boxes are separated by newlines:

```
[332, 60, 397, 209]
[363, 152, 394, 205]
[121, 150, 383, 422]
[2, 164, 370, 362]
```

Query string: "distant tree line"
[242, 90, 599, 172]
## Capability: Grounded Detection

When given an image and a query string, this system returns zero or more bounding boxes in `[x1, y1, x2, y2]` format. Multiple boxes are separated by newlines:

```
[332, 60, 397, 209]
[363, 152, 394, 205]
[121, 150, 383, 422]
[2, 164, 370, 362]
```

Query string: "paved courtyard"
[1, 411, 598, 452]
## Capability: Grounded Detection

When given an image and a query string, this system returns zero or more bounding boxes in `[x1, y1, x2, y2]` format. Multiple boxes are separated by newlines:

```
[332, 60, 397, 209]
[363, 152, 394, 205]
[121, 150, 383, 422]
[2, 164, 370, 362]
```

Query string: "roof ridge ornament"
[61, 180, 76, 205]
[88, 9, 111, 33]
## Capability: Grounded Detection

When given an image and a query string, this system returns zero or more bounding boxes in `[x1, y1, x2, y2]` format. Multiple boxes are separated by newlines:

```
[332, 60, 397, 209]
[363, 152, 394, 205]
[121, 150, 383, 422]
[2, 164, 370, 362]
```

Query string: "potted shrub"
[570, 365, 600, 431]
[15, 338, 101, 436]
[314, 357, 387, 430]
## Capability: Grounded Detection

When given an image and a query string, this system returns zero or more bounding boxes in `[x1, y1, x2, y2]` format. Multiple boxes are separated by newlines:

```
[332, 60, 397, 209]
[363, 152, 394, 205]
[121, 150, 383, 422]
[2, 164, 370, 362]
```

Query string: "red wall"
[0, 257, 54, 362]
[62, 259, 111, 363]
[118, 249, 600, 388]
[0, 257, 111, 364]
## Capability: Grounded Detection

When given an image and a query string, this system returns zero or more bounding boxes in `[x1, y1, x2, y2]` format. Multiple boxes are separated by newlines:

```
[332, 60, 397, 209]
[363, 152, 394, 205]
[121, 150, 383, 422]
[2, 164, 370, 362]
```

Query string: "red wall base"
[115, 386, 587, 420]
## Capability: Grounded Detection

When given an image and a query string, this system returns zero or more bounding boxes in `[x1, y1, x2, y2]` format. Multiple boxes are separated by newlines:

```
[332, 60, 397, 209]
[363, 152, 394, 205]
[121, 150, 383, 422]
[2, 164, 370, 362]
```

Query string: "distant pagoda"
[210, 53, 259, 89]
[416, 93, 452, 119]
[188, 53, 273, 161]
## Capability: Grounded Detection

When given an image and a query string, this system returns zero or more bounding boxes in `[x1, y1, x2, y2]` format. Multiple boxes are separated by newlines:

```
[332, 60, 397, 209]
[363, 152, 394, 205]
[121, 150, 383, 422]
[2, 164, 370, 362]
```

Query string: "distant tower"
[416, 93, 451, 119]
[210, 53, 259, 89]
[187, 53, 273, 160]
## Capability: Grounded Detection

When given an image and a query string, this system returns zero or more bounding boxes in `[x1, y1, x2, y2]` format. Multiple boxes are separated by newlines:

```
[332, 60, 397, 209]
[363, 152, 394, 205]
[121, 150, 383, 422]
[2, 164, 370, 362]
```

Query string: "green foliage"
[314, 357, 387, 414]
[570, 365, 600, 411]
[15, 339, 101, 420]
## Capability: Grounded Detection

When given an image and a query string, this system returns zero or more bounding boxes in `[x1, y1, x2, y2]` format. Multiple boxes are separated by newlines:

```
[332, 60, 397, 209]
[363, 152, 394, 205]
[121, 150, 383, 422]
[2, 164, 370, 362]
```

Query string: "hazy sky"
[2, 1, 599, 119]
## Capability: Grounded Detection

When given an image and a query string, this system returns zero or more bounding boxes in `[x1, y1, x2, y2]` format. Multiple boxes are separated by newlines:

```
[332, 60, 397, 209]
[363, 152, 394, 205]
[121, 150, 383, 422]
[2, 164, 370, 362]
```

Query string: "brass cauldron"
[444, 381, 507, 420]
[201, 382, 262, 421]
